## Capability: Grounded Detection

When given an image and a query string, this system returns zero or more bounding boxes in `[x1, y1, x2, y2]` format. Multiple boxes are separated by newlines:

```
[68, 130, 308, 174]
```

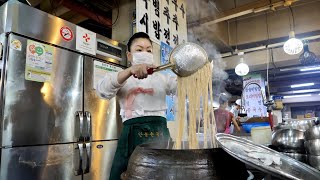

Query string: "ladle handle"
[133, 63, 174, 78]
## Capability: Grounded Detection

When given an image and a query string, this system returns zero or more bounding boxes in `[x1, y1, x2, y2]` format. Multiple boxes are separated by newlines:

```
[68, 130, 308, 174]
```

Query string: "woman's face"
[127, 38, 152, 61]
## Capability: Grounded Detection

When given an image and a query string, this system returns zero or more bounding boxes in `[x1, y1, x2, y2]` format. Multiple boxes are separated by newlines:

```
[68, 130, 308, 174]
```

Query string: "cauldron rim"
[138, 141, 219, 152]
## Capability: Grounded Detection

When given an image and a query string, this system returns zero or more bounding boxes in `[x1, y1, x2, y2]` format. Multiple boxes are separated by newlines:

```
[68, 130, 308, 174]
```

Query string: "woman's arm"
[117, 64, 157, 84]
[96, 64, 156, 99]
[229, 112, 241, 132]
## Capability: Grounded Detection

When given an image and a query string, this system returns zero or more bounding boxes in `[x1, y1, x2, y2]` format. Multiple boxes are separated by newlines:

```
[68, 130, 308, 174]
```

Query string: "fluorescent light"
[283, 94, 311, 99]
[291, 83, 314, 88]
[292, 89, 315, 94]
[300, 67, 320, 71]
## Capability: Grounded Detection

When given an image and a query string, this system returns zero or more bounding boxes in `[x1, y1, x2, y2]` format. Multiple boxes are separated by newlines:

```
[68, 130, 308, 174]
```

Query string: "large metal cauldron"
[122, 142, 249, 180]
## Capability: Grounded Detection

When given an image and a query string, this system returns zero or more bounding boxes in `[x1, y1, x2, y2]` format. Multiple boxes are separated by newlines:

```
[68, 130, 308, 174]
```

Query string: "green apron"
[109, 116, 171, 180]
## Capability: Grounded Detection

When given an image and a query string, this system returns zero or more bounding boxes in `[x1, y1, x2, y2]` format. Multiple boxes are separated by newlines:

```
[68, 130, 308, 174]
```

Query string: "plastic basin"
[242, 122, 270, 133]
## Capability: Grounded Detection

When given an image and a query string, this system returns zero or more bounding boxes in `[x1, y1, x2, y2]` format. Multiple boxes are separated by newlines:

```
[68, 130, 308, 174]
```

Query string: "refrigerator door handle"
[84, 143, 91, 174]
[74, 143, 83, 176]
[85, 111, 91, 141]
[76, 111, 84, 141]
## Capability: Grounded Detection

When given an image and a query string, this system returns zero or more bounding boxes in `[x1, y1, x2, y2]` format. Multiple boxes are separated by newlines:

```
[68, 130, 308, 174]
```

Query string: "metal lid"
[215, 133, 320, 180]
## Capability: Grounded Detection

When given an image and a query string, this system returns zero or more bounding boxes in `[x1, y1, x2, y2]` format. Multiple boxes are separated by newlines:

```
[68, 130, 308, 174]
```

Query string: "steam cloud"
[186, 0, 231, 105]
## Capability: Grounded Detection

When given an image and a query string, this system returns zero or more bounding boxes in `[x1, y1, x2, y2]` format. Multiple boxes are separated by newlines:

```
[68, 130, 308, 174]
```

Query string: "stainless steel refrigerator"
[0, 1, 126, 180]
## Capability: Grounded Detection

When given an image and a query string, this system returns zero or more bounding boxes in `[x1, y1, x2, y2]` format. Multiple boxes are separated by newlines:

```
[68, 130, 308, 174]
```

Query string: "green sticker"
[35, 46, 43, 56]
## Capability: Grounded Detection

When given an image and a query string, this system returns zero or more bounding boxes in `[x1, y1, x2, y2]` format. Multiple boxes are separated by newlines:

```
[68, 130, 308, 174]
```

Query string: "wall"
[283, 101, 320, 119]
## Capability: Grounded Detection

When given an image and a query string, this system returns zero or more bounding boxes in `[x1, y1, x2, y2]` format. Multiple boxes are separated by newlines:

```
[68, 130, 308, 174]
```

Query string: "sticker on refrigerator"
[10, 39, 22, 51]
[60, 26, 73, 41]
[76, 26, 96, 55]
[93, 60, 122, 89]
[25, 40, 54, 82]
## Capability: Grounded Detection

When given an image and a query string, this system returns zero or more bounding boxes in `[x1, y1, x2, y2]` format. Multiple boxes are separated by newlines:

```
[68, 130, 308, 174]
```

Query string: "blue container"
[242, 122, 270, 133]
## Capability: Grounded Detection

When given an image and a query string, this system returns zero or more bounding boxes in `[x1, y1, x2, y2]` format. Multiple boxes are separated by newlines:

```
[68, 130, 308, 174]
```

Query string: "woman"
[214, 97, 240, 134]
[96, 32, 176, 180]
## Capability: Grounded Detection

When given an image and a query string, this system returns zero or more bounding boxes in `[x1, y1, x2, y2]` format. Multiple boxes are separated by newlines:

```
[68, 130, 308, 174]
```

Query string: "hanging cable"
[234, 0, 238, 52]
[289, 6, 295, 31]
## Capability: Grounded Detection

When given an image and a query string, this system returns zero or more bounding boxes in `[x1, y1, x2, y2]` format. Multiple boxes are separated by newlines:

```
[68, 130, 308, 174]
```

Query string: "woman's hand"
[129, 64, 156, 79]
[117, 64, 156, 84]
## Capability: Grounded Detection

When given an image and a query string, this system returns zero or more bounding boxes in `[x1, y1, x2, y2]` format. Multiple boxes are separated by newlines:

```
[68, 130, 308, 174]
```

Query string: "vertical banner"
[242, 73, 267, 117]
[161, 0, 172, 46]
[160, 42, 176, 121]
[137, 0, 187, 47]
[170, 0, 179, 47]
[150, 0, 162, 44]
[136, 0, 150, 35]
[177, 0, 187, 44]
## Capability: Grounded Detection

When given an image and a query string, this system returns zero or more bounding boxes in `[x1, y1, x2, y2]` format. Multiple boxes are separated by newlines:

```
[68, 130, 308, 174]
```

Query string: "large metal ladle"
[147, 42, 209, 77]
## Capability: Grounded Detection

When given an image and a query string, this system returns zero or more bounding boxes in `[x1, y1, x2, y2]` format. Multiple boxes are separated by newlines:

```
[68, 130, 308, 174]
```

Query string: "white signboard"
[76, 26, 96, 55]
[93, 60, 123, 89]
[243, 74, 267, 117]
[136, 0, 187, 47]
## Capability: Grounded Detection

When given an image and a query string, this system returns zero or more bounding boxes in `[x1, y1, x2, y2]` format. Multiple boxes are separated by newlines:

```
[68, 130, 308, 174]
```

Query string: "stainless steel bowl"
[271, 129, 305, 153]
[282, 152, 307, 163]
[307, 155, 320, 170]
[274, 119, 316, 132]
[305, 139, 320, 155]
[305, 125, 320, 140]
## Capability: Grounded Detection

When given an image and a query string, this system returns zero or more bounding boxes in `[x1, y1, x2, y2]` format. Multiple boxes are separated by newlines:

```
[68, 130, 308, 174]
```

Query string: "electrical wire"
[112, 0, 120, 26]
[85, 0, 119, 27]
[289, 6, 295, 31]
[287, 6, 296, 32]
[234, 0, 238, 52]
[49, 0, 56, 15]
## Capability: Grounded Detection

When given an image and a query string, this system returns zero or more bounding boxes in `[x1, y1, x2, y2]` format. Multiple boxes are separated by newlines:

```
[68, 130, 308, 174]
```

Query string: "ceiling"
[185, 0, 320, 101]
[7, 0, 116, 38]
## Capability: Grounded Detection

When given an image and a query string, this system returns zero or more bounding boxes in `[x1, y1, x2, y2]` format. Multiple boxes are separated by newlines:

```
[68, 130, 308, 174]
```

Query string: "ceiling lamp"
[283, 31, 303, 55]
[299, 43, 319, 65]
[283, 6, 303, 55]
[235, 52, 249, 76]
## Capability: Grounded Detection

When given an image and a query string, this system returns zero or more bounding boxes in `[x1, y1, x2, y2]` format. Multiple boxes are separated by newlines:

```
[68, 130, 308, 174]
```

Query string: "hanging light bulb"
[235, 52, 249, 76]
[299, 43, 319, 65]
[283, 31, 303, 55]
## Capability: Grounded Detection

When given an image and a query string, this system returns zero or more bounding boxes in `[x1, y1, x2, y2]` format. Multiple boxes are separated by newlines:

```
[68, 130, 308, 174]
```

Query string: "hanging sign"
[242, 73, 267, 117]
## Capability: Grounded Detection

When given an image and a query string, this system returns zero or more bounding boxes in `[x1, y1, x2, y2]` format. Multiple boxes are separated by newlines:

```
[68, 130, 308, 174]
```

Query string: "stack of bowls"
[271, 128, 307, 163]
[273, 119, 316, 132]
[304, 125, 320, 170]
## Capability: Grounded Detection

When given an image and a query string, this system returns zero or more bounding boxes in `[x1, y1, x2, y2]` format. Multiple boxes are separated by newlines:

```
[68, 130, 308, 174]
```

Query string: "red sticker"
[60, 26, 73, 41]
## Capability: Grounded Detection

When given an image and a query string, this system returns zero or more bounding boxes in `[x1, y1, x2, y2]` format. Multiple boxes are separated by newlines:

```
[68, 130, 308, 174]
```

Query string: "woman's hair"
[127, 32, 152, 52]
[218, 93, 230, 105]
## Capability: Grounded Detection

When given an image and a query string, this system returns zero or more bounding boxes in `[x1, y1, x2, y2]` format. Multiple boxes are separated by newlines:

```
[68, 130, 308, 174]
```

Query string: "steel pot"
[305, 125, 320, 140]
[305, 139, 320, 155]
[271, 129, 305, 153]
[274, 119, 315, 132]
[122, 142, 249, 180]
